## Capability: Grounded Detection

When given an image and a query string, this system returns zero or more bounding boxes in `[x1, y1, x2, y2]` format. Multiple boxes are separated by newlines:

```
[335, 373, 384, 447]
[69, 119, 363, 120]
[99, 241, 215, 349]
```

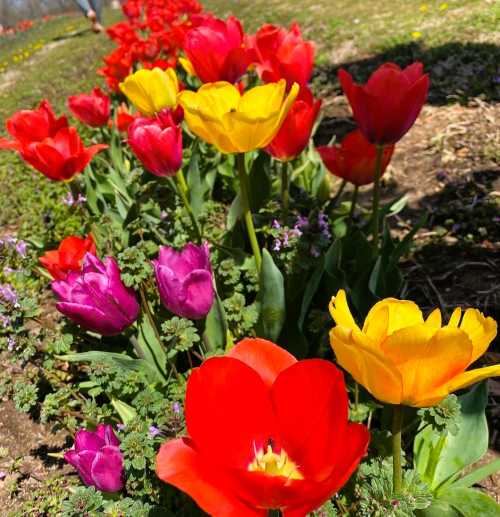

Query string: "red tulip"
[338, 62, 429, 145]
[40, 234, 96, 280]
[249, 23, 315, 88]
[181, 16, 255, 83]
[318, 129, 395, 186]
[19, 127, 107, 181]
[68, 88, 111, 128]
[156, 338, 369, 516]
[266, 86, 321, 161]
[115, 103, 137, 133]
[127, 110, 182, 177]
[0, 100, 67, 150]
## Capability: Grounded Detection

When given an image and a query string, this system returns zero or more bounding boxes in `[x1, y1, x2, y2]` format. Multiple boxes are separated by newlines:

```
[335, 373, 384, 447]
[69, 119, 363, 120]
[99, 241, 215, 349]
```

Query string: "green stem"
[236, 153, 262, 271]
[354, 382, 359, 413]
[175, 171, 202, 243]
[392, 405, 404, 495]
[281, 161, 290, 219]
[267, 511, 281, 517]
[348, 184, 359, 224]
[327, 179, 347, 214]
[371, 145, 385, 250]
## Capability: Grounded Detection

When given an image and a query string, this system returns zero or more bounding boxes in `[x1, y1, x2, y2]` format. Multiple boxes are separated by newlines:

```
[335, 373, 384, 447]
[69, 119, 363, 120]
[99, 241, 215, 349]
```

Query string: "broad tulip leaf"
[440, 487, 500, 517]
[416, 500, 460, 517]
[454, 458, 500, 488]
[298, 255, 324, 331]
[414, 382, 489, 492]
[256, 249, 286, 341]
[227, 193, 243, 230]
[111, 398, 137, 424]
[137, 310, 168, 383]
[204, 293, 228, 351]
[186, 144, 211, 218]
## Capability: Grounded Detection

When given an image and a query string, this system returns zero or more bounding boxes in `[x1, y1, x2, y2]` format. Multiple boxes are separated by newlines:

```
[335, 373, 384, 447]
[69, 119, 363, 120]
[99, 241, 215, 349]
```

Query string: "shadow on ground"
[315, 41, 500, 105]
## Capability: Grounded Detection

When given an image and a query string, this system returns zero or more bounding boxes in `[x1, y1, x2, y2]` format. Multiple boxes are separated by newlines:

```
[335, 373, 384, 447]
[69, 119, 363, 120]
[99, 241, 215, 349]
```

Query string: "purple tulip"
[65, 424, 124, 493]
[52, 254, 139, 335]
[153, 242, 215, 320]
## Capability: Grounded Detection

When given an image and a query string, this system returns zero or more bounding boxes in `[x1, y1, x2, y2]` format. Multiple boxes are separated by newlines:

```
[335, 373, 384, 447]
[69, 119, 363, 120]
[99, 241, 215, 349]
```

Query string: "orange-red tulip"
[157, 338, 369, 516]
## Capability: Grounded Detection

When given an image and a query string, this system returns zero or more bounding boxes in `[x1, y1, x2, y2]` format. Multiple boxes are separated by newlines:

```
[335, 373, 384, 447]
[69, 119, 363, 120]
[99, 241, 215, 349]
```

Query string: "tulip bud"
[52, 254, 139, 335]
[65, 424, 124, 493]
[68, 88, 111, 128]
[127, 111, 183, 177]
[153, 242, 215, 320]
[39, 234, 96, 280]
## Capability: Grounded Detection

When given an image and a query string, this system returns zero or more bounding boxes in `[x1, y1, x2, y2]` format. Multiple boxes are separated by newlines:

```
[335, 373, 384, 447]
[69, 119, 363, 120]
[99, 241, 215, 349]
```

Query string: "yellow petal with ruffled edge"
[120, 67, 178, 116]
[459, 309, 497, 365]
[328, 289, 359, 331]
[179, 57, 197, 78]
[329, 326, 403, 404]
[382, 326, 472, 406]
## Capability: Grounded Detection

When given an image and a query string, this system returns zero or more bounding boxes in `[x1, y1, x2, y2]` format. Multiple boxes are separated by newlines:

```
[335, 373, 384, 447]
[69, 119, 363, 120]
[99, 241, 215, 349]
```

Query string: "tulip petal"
[182, 269, 215, 319]
[382, 326, 473, 406]
[185, 356, 277, 469]
[328, 290, 359, 331]
[75, 429, 105, 452]
[271, 359, 348, 480]
[445, 365, 500, 394]
[362, 298, 423, 340]
[459, 309, 497, 365]
[283, 423, 369, 517]
[157, 438, 265, 517]
[329, 326, 403, 404]
[228, 338, 296, 388]
[91, 445, 124, 492]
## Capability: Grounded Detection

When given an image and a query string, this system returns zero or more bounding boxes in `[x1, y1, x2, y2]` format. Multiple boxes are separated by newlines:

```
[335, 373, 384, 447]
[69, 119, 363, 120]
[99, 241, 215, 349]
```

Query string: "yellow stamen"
[248, 445, 303, 480]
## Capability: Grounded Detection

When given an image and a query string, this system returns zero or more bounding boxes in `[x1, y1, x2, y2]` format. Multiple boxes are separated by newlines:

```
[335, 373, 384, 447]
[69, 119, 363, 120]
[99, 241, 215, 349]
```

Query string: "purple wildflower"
[15, 240, 28, 258]
[273, 239, 282, 252]
[0, 315, 11, 328]
[0, 284, 19, 308]
[7, 336, 16, 351]
[172, 402, 181, 414]
[149, 425, 161, 438]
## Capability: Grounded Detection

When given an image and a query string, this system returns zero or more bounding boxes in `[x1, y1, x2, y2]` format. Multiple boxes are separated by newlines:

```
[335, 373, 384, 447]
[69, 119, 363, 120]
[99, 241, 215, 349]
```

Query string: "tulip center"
[248, 444, 303, 480]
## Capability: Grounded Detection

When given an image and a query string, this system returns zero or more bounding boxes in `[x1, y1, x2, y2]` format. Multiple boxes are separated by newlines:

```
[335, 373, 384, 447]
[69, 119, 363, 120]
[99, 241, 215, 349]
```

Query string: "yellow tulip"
[178, 80, 299, 153]
[329, 290, 498, 407]
[119, 67, 179, 117]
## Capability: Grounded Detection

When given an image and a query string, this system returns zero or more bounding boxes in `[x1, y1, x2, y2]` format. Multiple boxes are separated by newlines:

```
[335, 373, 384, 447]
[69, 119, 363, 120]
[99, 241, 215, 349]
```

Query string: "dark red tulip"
[127, 110, 182, 177]
[318, 129, 395, 186]
[249, 23, 315, 88]
[68, 88, 111, 128]
[156, 338, 369, 516]
[181, 16, 255, 83]
[338, 62, 429, 145]
[266, 86, 321, 161]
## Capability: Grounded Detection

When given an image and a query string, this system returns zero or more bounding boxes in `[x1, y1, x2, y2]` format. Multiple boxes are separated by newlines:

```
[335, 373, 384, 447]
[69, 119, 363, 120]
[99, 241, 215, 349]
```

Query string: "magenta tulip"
[65, 424, 124, 493]
[52, 253, 139, 335]
[153, 242, 215, 320]
[127, 110, 182, 177]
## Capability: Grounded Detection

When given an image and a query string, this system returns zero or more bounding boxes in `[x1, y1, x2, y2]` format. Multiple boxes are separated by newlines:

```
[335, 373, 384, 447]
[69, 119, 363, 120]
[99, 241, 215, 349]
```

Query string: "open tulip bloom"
[329, 290, 499, 407]
[178, 79, 299, 154]
[68, 87, 111, 128]
[52, 253, 140, 336]
[119, 67, 179, 117]
[156, 338, 370, 516]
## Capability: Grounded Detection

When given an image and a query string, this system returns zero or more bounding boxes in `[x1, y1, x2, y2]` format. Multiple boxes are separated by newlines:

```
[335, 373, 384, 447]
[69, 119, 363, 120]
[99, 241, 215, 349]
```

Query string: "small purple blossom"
[160, 210, 168, 221]
[15, 240, 28, 258]
[0, 314, 11, 328]
[148, 425, 162, 438]
[273, 239, 282, 252]
[0, 471, 6, 480]
[116, 423, 126, 431]
[172, 402, 181, 414]
[62, 192, 86, 206]
[272, 219, 281, 229]
[7, 336, 16, 351]
[0, 284, 19, 308]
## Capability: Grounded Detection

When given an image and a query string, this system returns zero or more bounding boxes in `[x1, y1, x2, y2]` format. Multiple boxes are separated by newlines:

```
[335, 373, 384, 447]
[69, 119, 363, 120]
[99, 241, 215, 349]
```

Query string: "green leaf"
[298, 255, 324, 331]
[247, 153, 271, 212]
[440, 487, 500, 517]
[57, 351, 161, 383]
[416, 500, 461, 517]
[414, 382, 489, 492]
[227, 193, 243, 231]
[186, 143, 210, 218]
[203, 293, 228, 351]
[256, 249, 286, 341]
[136, 310, 168, 383]
[110, 398, 137, 424]
[455, 458, 500, 488]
